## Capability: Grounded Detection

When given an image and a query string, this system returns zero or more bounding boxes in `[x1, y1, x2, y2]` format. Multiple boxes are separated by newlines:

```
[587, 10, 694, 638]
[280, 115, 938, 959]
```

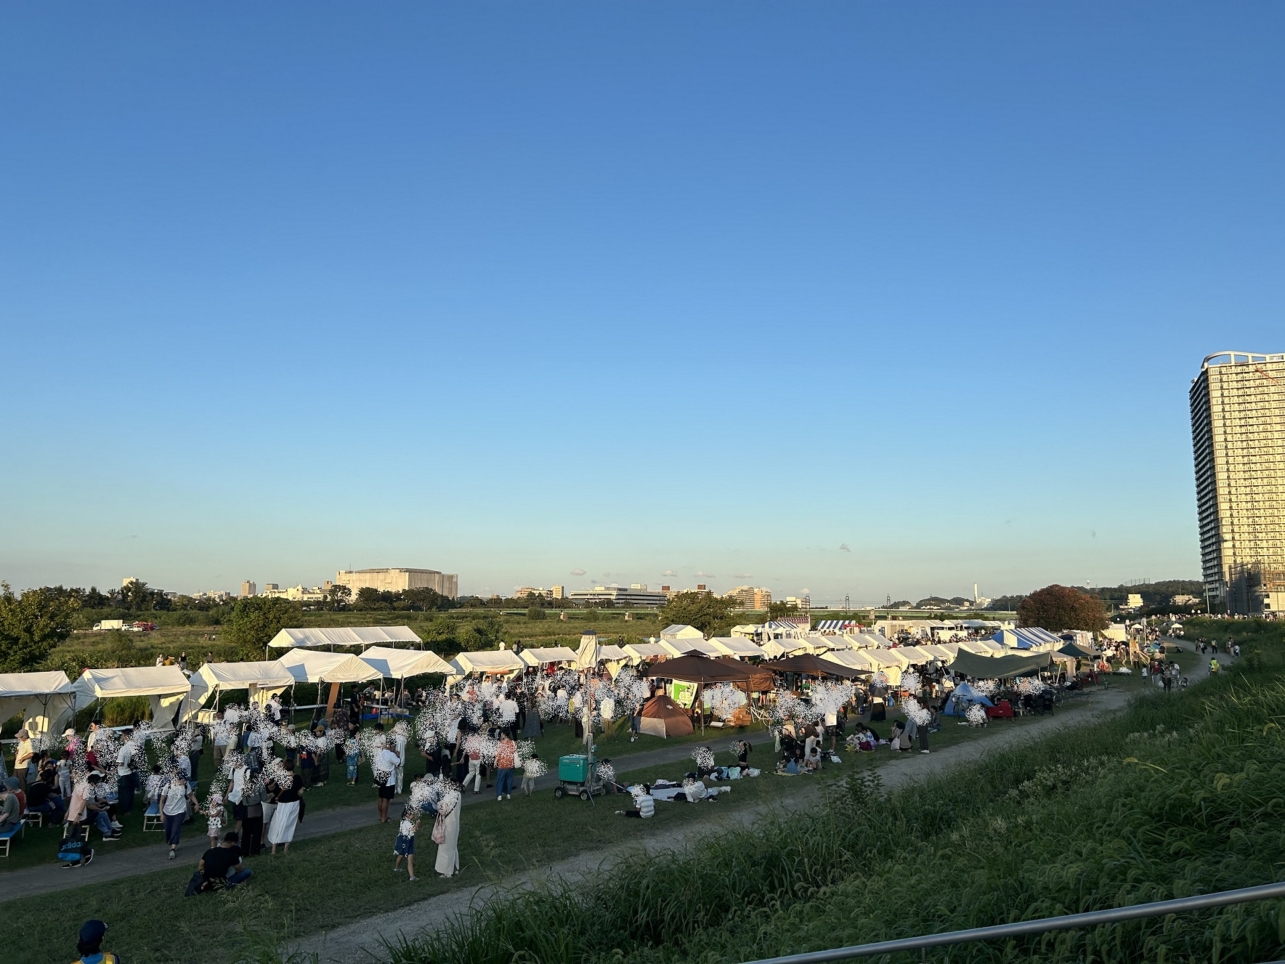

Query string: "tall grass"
[388, 623, 1285, 964]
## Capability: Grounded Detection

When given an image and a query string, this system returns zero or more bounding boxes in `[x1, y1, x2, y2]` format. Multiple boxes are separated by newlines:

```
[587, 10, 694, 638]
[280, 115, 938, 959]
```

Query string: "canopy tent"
[921, 644, 958, 661]
[708, 637, 766, 659]
[0, 671, 75, 738]
[183, 661, 296, 722]
[596, 644, 630, 662]
[948, 651, 1052, 680]
[845, 633, 887, 649]
[994, 628, 1063, 651]
[73, 666, 192, 731]
[893, 645, 935, 664]
[1058, 641, 1101, 660]
[944, 682, 995, 716]
[447, 651, 526, 679]
[814, 619, 861, 633]
[958, 640, 1007, 656]
[761, 654, 868, 680]
[642, 655, 755, 684]
[638, 694, 694, 738]
[623, 642, 672, 663]
[760, 637, 811, 658]
[267, 625, 423, 650]
[518, 647, 580, 668]
[660, 639, 725, 658]
[277, 650, 383, 684]
[359, 647, 454, 679]
[801, 634, 854, 651]
[822, 650, 903, 684]
[659, 624, 706, 640]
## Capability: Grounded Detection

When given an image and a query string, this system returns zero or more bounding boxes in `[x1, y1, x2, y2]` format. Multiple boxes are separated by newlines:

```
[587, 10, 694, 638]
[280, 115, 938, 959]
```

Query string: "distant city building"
[1123, 593, 1145, 611]
[785, 594, 811, 610]
[551, 585, 565, 599]
[262, 585, 327, 602]
[191, 590, 231, 603]
[514, 587, 555, 600]
[1171, 594, 1199, 607]
[726, 586, 773, 610]
[335, 567, 459, 599]
[1190, 351, 1285, 614]
[566, 585, 669, 608]
[240, 580, 257, 598]
[122, 576, 138, 588]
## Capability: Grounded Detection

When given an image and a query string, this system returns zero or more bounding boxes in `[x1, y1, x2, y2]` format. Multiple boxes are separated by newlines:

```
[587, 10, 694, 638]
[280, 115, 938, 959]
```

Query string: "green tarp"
[1058, 641, 1099, 659]
[948, 650, 1051, 679]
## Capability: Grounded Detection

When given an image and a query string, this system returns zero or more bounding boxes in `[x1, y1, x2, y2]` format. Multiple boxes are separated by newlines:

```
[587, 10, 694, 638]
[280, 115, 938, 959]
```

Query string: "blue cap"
[79, 920, 107, 944]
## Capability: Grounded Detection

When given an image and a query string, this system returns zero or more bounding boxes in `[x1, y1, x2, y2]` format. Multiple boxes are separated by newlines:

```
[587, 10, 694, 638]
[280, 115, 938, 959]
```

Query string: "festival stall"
[267, 625, 424, 650]
[638, 694, 695, 738]
[622, 642, 672, 664]
[518, 647, 580, 668]
[183, 660, 296, 722]
[958, 639, 1007, 656]
[761, 654, 869, 680]
[759, 637, 812, 658]
[0, 671, 75, 738]
[948, 650, 1052, 680]
[447, 651, 526, 683]
[72, 666, 192, 731]
[708, 637, 766, 659]
[659, 638, 725, 658]
[278, 649, 384, 719]
[359, 647, 454, 679]
[993, 628, 1063, 652]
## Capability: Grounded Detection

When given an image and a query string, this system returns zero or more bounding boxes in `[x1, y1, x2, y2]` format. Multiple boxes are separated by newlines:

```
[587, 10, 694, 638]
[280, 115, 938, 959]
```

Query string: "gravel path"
[290, 663, 1198, 964]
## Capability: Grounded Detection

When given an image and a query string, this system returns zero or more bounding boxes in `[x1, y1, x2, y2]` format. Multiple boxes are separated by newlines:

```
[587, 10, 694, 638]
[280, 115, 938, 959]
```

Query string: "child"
[345, 737, 360, 786]
[203, 789, 225, 851]
[392, 811, 419, 881]
[520, 752, 544, 796]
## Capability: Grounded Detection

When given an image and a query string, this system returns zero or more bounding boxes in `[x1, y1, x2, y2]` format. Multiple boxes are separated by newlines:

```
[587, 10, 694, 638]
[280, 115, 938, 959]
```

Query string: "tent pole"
[325, 682, 341, 722]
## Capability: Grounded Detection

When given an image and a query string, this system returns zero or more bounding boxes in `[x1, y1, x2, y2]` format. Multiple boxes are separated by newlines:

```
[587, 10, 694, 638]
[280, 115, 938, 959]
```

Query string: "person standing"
[433, 792, 460, 878]
[114, 734, 137, 815]
[240, 780, 265, 856]
[267, 768, 301, 855]
[494, 734, 516, 801]
[463, 732, 483, 794]
[393, 724, 408, 793]
[212, 712, 230, 770]
[375, 739, 401, 823]
[13, 729, 33, 793]
[161, 774, 198, 860]
[520, 752, 541, 796]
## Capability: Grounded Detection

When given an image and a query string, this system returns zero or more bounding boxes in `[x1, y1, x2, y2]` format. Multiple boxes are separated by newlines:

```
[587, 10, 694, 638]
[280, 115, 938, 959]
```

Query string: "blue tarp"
[944, 682, 995, 716]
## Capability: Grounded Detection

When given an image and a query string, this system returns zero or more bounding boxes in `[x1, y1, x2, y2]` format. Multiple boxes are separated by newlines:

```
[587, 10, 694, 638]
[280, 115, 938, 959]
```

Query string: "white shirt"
[499, 699, 518, 723]
[116, 744, 135, 777]
[376, 749, 401, 787]
[162, 781, 190, 816]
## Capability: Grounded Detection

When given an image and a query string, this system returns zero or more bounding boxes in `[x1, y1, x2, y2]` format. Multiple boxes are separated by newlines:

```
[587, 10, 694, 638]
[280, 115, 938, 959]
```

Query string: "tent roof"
[821, 650, 873, 670]
[921, 644, 957, 659]
[762, 655, 868, 679]
[958, 640, 1006, 656]
[277, 649, 383, 684]
[1058, 641, 1100, 659]
[760, 638, 810, 658]
[74, 666, 191, 700]
[518, 647, 580, 667]
[659, 624, 706, 639]
[267, 625, 423, 649]
[642, 654, 755, 683]
[449, 651, 526, 675]
[193, 661, 296, 690]
[893, 645, 935, 663]
[708, 637, 765, 658]
[660, 639, 725, 658]
[623, 643, 672, 660]
[0, 671, 73, 698]
[949, 651, 1052, 679]
[359, 647, 453, 679]
[596, 644, 630, 661]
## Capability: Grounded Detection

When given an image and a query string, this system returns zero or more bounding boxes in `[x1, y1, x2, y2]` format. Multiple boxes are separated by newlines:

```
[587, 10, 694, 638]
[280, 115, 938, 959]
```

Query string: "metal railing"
[742, 880, 1285, 964]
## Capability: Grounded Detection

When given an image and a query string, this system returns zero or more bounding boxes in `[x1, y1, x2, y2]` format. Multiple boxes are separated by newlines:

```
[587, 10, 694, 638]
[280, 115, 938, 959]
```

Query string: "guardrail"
[742, 880, 1285, 964]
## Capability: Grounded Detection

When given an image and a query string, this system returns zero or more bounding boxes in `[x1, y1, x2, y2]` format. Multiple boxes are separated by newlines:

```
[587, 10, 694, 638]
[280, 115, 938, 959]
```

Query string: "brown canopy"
[641, 654, 755, 684]
[638, 695, 695, 738]
[761, 655, 869, 680]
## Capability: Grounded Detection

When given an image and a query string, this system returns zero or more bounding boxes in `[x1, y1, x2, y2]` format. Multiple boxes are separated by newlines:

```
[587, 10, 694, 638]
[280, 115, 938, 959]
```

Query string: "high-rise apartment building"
[240, 580, 257, 597]
[1190, 351, 1285, 614]
[727, 586, 773, 610]
[334, 567, 459, 599]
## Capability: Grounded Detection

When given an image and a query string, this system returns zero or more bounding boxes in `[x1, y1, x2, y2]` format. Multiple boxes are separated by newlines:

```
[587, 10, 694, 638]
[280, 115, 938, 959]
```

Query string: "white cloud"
[732, 573, 753, 579]
[662, 569, 677, 577]
[839, 543, 851, 552]
[694, 571, 715, 578]
[570, 568, 586, 576]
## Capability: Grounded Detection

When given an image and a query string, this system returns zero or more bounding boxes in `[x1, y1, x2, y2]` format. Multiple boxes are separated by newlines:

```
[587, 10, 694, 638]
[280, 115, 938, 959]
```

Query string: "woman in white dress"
[267, 769, 301, 855]
[434, 791, 461, 877]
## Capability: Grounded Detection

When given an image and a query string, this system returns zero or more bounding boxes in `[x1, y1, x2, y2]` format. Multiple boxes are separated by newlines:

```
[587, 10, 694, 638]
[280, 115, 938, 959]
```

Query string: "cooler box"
[558, 754, 589, 783]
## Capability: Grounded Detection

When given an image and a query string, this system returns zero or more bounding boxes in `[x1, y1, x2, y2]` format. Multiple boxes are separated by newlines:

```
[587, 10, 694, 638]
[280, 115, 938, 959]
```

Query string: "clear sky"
[2, 3, 1283, 604]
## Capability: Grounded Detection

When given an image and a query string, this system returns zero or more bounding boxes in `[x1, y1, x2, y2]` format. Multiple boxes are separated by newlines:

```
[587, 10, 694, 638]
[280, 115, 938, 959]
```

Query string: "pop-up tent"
[949, 651, 1052, 680]
[73, 666, 192, 731]
[447, 651, 526, 680]
[762, 654, 869, 680]
[659, 639, 726, 658]
[623, 642, 672, 663]
[958, 640, 1007, 656]
[277, 650, 382, 684]
[638, 694, 695, 738]
[760, 637, 811, 658]
[518, 647, 580, 668]
[0, 671, 75, 738]
[359, 647, 453, 679]
[268, 626, 423, 650]
[708, 637, 765, 659]
[1058, 641, 1100, 660]
[944, 682, 995, 716]
[642, 655, 755, 684]
[184, 660, 296, 721]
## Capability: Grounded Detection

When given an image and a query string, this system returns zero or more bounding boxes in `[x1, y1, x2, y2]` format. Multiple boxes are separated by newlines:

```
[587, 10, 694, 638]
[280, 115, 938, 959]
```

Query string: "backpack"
[57, 838, 90, 864]
[431, 812, 446, 844]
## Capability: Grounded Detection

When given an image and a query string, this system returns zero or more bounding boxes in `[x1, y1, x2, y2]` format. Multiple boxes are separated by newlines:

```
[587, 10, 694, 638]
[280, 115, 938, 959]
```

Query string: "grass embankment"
[380, 622, 1285, 964]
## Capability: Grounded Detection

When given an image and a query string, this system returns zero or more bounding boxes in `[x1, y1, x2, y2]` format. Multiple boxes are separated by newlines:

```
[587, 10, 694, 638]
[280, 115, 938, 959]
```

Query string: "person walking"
[161, 774, 198, 861]
[13, 729, 33, 794]
[376, 738, 401, 823]
[433, 792, 460, 878]
[114, 732, 137, 815]
[267, 767, 301, 855]
[494, 734, 516, 801]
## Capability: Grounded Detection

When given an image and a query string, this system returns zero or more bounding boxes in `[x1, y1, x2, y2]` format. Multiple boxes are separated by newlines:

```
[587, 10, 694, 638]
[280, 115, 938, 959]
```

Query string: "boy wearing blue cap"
[73, 919, 119, 963]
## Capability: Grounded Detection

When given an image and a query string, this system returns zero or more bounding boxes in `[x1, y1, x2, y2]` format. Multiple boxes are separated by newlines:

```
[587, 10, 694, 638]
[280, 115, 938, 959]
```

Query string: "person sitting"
[0, 782, 21, 833]
[803, 747, 822, 772]
[197, 831, 252, 892]
[73, 918, 118, 964]
[617, 786, 655, 819]
[26, 771, 66, 824]
[889, 721, 911, 752]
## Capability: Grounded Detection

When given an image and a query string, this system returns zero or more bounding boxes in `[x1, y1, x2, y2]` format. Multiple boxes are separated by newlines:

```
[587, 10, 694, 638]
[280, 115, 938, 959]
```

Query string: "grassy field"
[0, 677, 1109, 964]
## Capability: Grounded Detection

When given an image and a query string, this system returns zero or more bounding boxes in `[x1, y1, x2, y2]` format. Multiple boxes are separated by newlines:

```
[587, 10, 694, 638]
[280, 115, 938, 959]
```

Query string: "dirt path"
[289, 666, 1192, 964]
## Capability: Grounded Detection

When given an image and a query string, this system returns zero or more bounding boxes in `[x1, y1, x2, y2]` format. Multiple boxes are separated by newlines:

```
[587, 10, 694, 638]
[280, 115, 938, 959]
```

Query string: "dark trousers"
[188, 751, 201, 782]
[241, 815, 263, 855]
[163, 812, 184, 847]
[117, 772, 136, 814]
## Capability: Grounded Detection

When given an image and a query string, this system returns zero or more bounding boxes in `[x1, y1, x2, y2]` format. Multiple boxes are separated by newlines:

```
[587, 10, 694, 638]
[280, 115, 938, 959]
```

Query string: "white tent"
[448, 651, 526, 677]
[359, 647, 453, 679]
[809, 634, 854, 651]
[596, 644, 630, 662]
[822, 650, 903, 685]
[708, 637, 765, 659]
[0, 671, 75, 738]
[958, 640, 1006, 656]
[760, 637, 810, 658]
[518, 647, 580, 668]
[894, 645, 935, 664]
[846, 633, 887, 649]
[659, 639, 724, 658]
[268, 625, 423, 650]
[921, 644, 958, 660]
[184, 661, 296, 722]
[659, 624, 705, 640]
[277, 650, 383, 684]
[73, 666, 192, 731]
[575, 633, 601, 670]
[623, 643, 672, 663]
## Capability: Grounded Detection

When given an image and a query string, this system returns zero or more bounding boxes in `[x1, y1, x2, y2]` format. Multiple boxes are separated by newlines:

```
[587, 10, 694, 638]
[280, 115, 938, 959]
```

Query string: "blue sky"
[2, 3, 1283, 604]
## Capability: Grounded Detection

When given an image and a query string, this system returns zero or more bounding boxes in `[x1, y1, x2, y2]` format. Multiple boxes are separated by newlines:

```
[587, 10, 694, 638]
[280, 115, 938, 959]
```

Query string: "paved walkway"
[0, 733, 742, 901]
[292, 665, 1204, 964]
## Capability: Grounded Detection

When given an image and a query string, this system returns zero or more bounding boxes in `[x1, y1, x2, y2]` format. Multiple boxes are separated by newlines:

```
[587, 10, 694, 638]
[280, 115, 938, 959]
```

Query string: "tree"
[659, 592, 738, 635]
[0, 583, 80, 672]
[767, 600, 801, 621]
[325, 584, 352, 611]
[1017, 585, 1107, 633]
[527, 606, 547, 621]
[224, 596, 295, 659]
